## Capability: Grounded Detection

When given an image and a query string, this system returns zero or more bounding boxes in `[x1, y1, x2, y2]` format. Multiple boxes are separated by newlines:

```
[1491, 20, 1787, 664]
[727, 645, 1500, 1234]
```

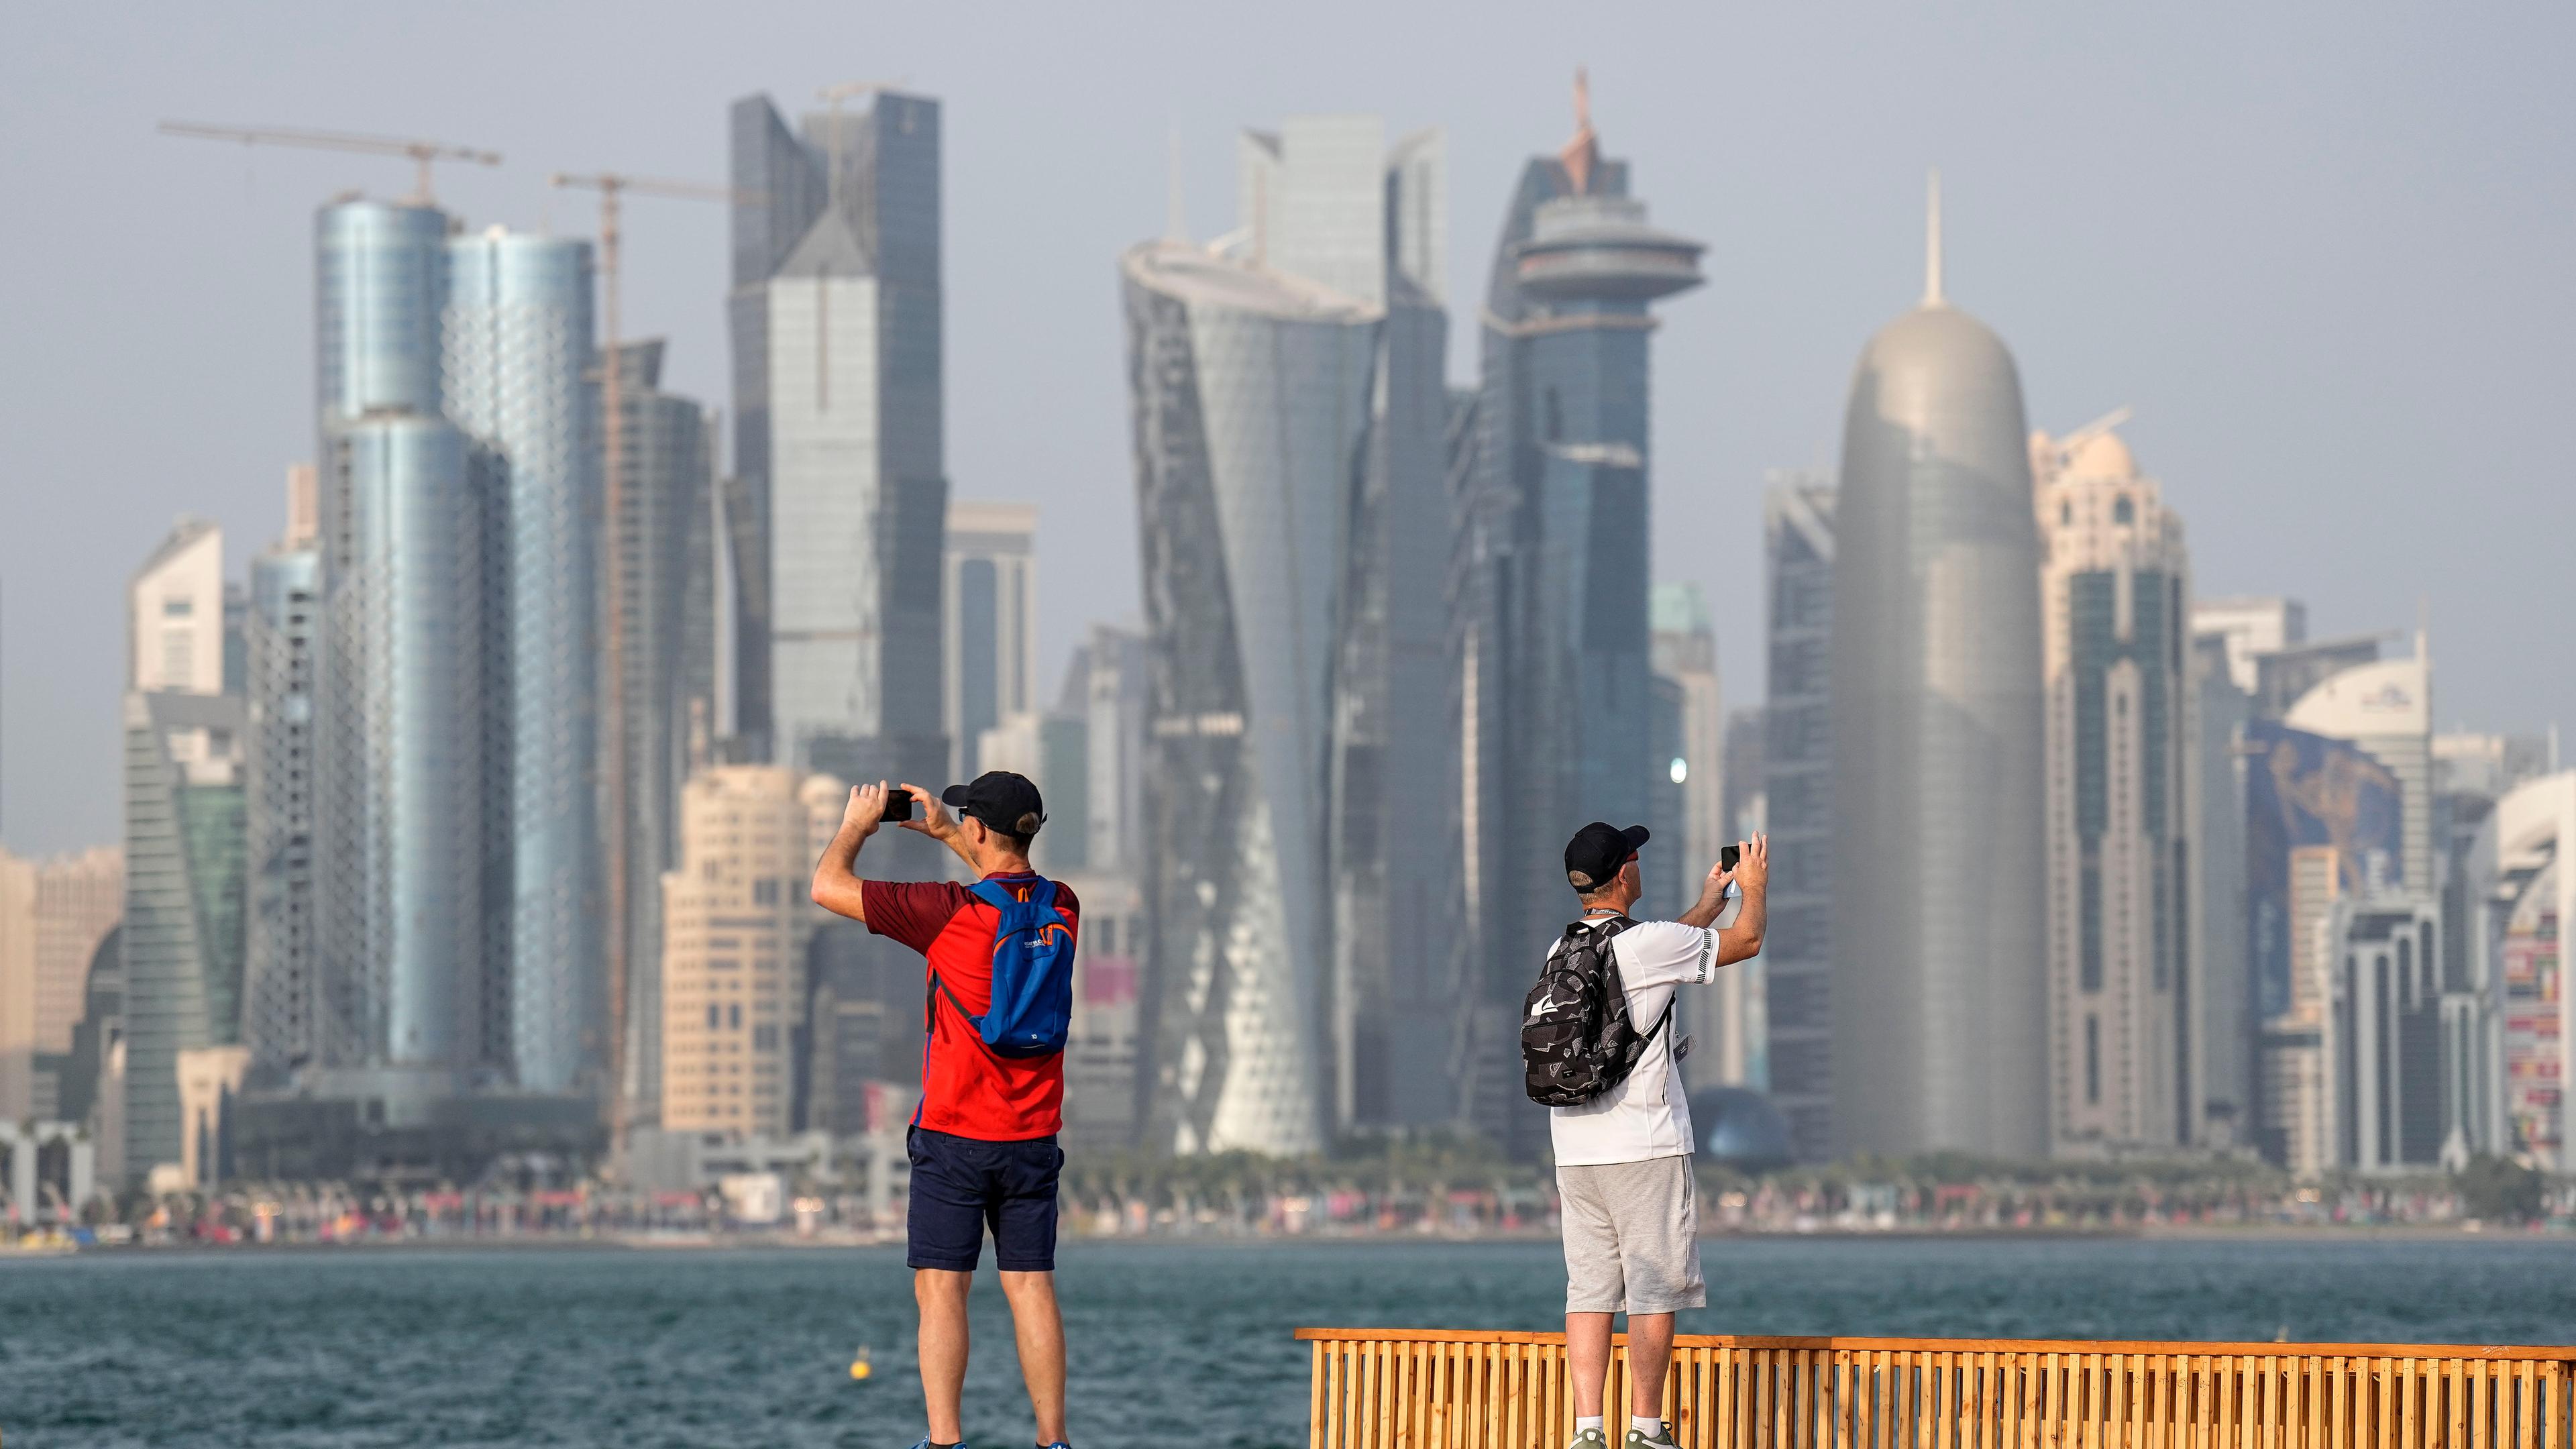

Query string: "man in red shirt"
[812, 771, 1079, 1449]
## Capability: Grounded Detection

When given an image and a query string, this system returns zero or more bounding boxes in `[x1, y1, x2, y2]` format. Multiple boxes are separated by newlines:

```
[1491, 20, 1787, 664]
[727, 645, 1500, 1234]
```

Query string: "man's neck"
[978, 855, 1034, 879]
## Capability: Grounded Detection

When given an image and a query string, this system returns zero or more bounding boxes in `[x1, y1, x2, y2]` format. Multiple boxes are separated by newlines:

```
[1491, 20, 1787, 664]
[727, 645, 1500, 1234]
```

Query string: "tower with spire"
[1448, 72, 1707, 1155]
[1824, 173, 2050, 1160]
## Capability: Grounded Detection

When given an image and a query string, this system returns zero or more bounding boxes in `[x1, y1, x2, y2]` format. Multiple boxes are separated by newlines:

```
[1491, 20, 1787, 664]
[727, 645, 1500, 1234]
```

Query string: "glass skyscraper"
[1828, 181, 2049, 1159]
[242, 529, 321, 1077]
[121, 522, 249, 1179]
[445, 228, 600, 1095]
[1761, 474, 1838, 1158]
[1124, 114, 1455, 1155]
[727, 90, 947, 789]
[1450, 80, 1703, 1153]
[601, 337, 714, 1123]
[312, 199, 513, 1104]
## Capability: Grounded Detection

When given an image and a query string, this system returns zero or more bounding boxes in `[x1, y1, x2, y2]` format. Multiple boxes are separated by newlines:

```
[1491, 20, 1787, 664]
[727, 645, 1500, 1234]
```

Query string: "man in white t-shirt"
[1549, 820, 1768, 1449]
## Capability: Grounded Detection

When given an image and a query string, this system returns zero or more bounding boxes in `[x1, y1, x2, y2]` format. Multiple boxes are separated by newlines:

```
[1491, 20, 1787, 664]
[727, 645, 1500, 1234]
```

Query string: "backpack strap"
[1580, 914, 1674, 1044]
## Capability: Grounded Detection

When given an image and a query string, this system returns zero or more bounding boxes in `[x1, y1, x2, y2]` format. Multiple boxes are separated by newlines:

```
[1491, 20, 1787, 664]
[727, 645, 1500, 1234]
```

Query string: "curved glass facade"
[317, 416, 506, 1083]
[1829, 299, 2048, 1159]
[315, 202, 447, 421]
[446, 231, 600, 1093]
[1124, 243, 1379, 1157]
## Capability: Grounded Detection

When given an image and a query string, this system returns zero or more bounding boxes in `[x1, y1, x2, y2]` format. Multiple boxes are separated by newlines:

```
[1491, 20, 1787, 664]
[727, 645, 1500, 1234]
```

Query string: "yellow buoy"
[849, 1350, 873, 1381]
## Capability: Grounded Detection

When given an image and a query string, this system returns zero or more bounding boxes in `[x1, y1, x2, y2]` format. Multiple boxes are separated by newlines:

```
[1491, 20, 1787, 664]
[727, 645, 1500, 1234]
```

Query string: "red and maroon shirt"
[862, 870, 1080, 1141]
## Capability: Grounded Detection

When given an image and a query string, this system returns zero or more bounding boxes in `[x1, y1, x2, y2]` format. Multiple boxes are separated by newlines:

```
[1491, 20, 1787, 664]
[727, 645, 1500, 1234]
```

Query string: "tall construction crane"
[158, 121, 501, 202]
[547, 170, 749, 1161]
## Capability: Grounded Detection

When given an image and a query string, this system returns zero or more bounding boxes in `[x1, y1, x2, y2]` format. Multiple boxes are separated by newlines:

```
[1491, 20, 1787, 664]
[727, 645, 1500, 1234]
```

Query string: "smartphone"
[882, 790, 914, 823]
[1719, 843, 1741, 873]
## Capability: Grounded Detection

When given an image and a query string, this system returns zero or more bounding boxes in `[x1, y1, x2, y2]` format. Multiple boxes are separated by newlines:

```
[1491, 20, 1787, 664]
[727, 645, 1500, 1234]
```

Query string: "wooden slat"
[1309, 1334, 2576, 1449]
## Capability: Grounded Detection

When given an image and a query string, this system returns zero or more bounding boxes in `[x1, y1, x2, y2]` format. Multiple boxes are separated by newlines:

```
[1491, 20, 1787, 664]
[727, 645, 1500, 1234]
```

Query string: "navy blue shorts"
[905, 1126, 1063, 1273]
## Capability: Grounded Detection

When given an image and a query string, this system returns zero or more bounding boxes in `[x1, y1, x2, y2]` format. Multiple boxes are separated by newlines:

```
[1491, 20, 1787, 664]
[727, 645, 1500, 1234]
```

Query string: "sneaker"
[1627, 1428, 1679, 1448]
[908, 1440, 966, 1449]
[1567, 1430, 1609, 1449]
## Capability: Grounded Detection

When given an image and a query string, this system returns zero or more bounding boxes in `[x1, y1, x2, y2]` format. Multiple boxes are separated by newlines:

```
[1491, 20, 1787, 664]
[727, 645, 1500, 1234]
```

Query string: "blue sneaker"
[908, 1440, 966, 1448]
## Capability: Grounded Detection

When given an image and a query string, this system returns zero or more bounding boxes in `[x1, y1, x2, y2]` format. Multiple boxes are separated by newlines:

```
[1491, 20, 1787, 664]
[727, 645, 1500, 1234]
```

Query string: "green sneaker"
[1627, 1428, 1680, 1448]
[1565, 1430, 1609, 1449]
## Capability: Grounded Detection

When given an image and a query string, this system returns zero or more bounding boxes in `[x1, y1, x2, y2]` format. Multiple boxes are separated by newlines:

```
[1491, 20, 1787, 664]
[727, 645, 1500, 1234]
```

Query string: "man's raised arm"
[1715, 833, 1768, 966]
[811, 782, 891, 922]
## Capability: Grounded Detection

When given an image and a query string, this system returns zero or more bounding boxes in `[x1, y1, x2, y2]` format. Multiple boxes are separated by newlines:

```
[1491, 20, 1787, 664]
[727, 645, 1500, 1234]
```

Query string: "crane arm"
[547, 172, 753, 204]
[158, 121, 501, 166]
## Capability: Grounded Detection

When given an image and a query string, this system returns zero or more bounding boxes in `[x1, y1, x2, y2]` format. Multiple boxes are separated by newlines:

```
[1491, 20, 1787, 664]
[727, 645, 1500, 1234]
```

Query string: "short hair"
[984, 811, 1041, 854]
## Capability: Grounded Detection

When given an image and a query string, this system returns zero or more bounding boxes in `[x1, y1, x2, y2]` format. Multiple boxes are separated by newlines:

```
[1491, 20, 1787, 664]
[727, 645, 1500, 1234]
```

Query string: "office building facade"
[1829, 182, 2048, 1159]
[1650, 583, 1737, 1090]
[19, 847, 122, 1122]
[729, 89, 947, 786]
[2465, 771, 2575, 1170]
[2320, 898, 2447, 1172]
[2034, 421, 2198, 1152]
[1451, 81, 1703, 1152]
[1762, 474, 1836, 1156]
[2192, 596, 2305, 698]
[944, 501, 1038, 782]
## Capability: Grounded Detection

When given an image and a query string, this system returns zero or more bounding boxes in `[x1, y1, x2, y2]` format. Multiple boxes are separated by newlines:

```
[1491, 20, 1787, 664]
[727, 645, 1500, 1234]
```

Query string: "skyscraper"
[1452, 77, 1703, 1152]
[944, 501, 1038, 782]
[1124, 112, 1454, 1152]
[242, 467, 321, 1078]
[445, 227, 600, 1096]
[1761, 472, 1836, 1156]
[2467, 771, 2574, 1169]
[601, 338, 716, 1124]
[2190, 631, 2255, 1147]
[121, 522, 249, 1179]
[313, 198, 512, 1104]
[1829, 178, 2048, 1159]
[728, 89, 947, 788]
[2034, 419, 2198, 1152]
[2192, 596, 2305, 697]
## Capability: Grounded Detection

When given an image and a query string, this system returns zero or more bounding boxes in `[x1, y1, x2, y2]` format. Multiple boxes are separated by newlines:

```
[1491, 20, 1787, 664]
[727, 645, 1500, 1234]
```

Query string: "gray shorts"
[1556, 1155, 1707, 1315]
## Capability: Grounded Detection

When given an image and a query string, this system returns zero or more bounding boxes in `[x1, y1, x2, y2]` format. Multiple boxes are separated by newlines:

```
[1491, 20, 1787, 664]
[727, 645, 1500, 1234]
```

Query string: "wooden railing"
[1297, 1330, 2576, 1449]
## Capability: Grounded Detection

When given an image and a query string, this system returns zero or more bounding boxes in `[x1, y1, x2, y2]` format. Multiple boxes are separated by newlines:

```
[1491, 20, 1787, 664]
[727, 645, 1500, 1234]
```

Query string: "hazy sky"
[5, 3, 2571, 855]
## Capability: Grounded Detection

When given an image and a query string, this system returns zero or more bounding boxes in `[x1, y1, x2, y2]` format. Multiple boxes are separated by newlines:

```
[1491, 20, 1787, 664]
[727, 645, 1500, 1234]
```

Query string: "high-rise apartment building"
[1829, 180, 2047, 1159]
[2284, 649, 2434, 893]
[312, 198, 513, 1106]
[1451, 80, 1703, 1153]
[600, 338, 717, 1125]
[658, 766, 842, 1136]
[1762, 474, 1835, 1157]
[446, 226, 601, 1097]
[2035, 420, 2199, 1153]
[1124, 112, 1454, 1152]
[243, 467, 321, 1079]
[729, 89, 947, 788]
[944, 502, 1038, 783]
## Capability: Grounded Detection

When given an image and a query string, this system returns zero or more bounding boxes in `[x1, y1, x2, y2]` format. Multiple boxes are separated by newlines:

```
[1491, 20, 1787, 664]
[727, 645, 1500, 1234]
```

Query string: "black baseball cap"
[942, 771, 1047, 839]
[1564, 822, 1650, 892]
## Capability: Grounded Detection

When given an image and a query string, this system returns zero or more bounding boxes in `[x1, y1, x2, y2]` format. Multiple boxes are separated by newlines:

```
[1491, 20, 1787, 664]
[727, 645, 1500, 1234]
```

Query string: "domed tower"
[1828, 174, 2049, 1159]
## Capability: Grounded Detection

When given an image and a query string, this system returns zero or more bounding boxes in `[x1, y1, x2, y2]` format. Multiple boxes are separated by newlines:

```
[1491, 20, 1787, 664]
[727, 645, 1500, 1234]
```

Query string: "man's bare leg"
[1626, 1311, 1676, 1422]
[916, 1269, 973, 1444]
[1568, 1310, 1615, 1421]
[999, 1270, 1069, 1444]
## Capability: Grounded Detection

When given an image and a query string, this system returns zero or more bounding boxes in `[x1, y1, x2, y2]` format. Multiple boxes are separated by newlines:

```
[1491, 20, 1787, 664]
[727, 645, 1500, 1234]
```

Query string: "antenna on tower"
[1924, 167, 1945, 306]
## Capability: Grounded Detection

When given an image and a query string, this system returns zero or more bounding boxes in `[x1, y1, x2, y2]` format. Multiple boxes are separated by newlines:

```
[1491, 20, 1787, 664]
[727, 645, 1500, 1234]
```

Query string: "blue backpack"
[931, 879, 1075, 1059]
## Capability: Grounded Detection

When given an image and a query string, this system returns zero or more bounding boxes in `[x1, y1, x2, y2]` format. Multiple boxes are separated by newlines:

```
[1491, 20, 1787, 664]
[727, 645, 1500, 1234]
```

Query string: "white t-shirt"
[1546, 917, 1721, 1167]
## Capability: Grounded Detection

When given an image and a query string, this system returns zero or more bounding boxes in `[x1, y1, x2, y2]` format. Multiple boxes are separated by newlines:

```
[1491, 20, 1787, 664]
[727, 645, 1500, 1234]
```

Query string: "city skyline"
[7, 4, 2573, 856]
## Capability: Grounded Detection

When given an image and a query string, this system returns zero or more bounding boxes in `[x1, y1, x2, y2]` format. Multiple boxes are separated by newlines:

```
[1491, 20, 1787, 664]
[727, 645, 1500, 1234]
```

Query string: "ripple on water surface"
[5, 1237, 2573, 1448]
